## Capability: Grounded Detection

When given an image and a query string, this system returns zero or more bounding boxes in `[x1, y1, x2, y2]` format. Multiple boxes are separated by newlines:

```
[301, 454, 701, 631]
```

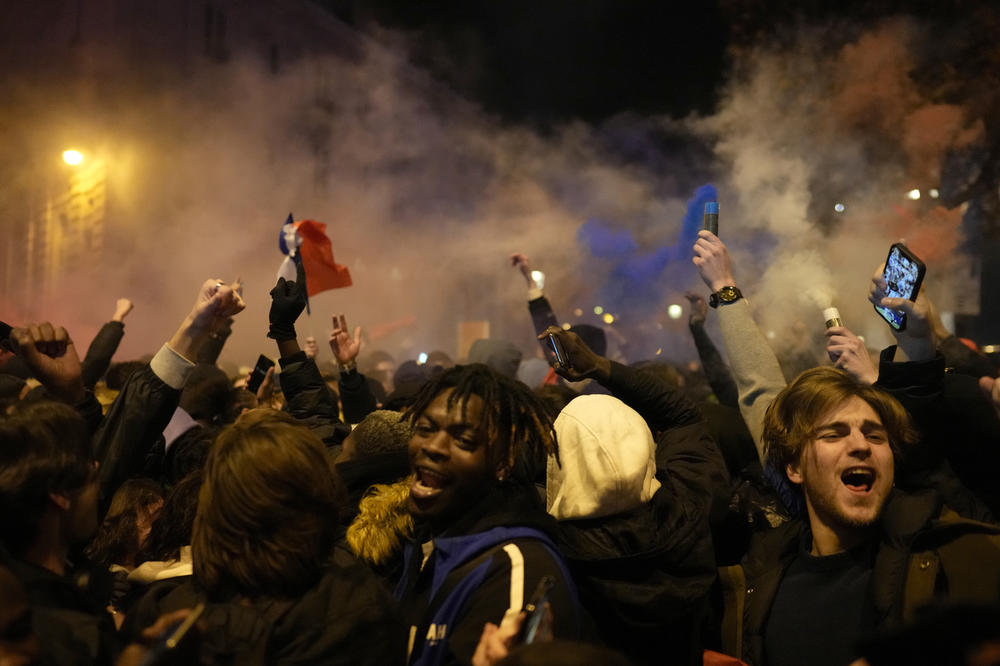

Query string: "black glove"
[268, 259, 307, 341]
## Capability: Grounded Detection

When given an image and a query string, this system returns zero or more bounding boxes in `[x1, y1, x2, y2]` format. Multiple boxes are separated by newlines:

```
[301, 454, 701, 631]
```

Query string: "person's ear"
[786, 460, 803, 486]
[49, 492, 72, 511]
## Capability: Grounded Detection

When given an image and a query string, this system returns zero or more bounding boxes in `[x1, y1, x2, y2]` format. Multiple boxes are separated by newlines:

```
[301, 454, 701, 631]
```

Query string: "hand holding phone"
[246, 354, 275, 394]
[538, 327, 611, 383]
[546, 333, 567, 369]
[138, 603, 204, 666]
[871, 243, 926, 331]
[519, 576, 555, 645]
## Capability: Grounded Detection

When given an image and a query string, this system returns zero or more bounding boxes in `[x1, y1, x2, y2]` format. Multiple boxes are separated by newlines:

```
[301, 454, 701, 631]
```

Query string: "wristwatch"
[709, 286, 743, 308]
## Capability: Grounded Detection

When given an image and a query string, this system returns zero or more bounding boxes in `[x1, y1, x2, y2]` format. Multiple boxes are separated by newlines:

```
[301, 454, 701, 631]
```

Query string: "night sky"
[318, 0, 992, 127]
[320, 0, 728, 126]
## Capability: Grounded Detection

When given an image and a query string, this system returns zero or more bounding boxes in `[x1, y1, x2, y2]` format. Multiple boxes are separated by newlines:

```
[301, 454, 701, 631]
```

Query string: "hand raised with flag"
[268, 259, 307, 341]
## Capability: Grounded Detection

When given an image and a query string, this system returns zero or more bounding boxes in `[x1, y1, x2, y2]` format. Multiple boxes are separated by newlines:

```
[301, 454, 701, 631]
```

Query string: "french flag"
[277, 213, 353, 297]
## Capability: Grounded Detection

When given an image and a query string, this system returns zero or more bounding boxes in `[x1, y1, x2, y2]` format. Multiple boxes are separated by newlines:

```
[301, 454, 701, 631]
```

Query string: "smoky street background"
[2, 1, 997, 374]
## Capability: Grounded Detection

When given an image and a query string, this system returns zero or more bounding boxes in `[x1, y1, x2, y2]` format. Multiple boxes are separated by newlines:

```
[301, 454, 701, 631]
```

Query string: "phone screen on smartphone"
[546, 334, 567, 368]
[520, 576, 555, 645]
[246, 354, 275, 394]
[872, 243, 926, 331]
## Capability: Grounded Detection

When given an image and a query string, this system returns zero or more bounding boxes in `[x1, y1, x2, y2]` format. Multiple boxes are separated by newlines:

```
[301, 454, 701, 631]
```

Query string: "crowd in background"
[2, 229, 1000, 666]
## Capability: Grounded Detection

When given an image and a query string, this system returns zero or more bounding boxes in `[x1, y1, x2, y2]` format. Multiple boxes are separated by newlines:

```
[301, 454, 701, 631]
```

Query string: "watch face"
[720, 286, 738, 301]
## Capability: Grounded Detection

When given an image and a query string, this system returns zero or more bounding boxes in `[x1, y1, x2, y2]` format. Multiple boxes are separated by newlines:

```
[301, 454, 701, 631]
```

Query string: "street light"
[62, 150, 84, 166]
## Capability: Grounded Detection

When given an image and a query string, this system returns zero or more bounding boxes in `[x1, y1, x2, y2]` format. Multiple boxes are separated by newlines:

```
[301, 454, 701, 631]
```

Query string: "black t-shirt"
[763, 538, 876, 666]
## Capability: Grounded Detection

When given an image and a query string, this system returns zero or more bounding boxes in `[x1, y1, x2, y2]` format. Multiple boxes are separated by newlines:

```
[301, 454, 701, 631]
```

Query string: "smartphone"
[139, 603, 204, 666]
[873, 243, 926, 331]
[520, 575, 555, 645]
[546, 334, 567, 368]
[703, 201, 719, 236]
[246, 354, 275, 394]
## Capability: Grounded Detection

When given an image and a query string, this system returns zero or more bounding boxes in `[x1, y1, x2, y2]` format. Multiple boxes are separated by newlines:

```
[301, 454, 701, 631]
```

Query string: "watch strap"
[709, 286, 742, 309]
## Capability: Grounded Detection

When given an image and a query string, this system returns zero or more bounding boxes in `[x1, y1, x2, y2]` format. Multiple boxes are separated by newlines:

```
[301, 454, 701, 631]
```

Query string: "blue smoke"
[576, 184, 717, 312]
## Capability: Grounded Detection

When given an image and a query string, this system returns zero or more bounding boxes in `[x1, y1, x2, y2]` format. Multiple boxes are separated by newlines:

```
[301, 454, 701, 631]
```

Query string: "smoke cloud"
[0, 9, 993, 378]
[696, 17, 982, 360]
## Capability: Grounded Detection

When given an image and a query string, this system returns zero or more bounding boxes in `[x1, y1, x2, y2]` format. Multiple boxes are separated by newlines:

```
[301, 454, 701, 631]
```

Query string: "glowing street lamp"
[62, 150, 84, 166]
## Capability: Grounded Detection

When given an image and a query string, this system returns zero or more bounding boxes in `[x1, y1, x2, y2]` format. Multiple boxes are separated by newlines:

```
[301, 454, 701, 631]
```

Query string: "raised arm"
[10, 322, 103, 435]
[267, 260, 350, 446]
[870, 268, 1000, 518]
[511, 253, 560, 349]
[692, 230, 786, 458]
[684, 291, 739, 407]
[330, 313, 378, 424]
[81, 298, 133, 388]
[541, 325, 729, 516]
[93, 278, 245, 508]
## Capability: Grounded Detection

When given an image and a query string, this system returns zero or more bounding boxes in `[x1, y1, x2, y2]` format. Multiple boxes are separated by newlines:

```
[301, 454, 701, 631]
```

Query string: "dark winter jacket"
[91, 358, 182, 513]
[336, 450, 411, 524]
[128, 547, 406, 665]
[876, 347, 1000, 521]
[2, 552, 122, 665]
[81, 320, 125, 389]
[689, 321, 739, 409]
[720, 489, 1000, 665]
[278, 350, 351, 448]
[552, 361, 727, 665]
[396, 484, 580, 666]
[339, 367, 379, 424]
[601, 361, 730, 520]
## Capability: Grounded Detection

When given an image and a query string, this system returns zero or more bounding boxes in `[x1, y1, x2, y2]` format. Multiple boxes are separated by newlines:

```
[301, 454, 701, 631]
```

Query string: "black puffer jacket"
[557, 488, 717, 666]
[552, 361, 728, 666]
[277, 351, 351, 449]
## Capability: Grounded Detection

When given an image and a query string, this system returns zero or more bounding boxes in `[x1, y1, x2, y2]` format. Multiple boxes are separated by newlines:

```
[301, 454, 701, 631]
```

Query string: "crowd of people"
[1, 230, 1000, 666]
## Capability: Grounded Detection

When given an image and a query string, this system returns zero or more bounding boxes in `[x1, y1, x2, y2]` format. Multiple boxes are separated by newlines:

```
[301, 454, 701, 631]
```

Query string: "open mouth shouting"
[411, 466, 452, 501]
[841, 466, 876, 494]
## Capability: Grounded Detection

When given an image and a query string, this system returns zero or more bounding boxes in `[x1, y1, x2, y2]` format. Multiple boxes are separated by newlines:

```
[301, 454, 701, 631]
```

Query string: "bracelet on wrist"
[338, 360, 357, 373]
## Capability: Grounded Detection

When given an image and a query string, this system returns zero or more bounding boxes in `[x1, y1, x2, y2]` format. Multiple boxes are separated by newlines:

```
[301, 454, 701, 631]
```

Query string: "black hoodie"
[396, 483, 581, 666]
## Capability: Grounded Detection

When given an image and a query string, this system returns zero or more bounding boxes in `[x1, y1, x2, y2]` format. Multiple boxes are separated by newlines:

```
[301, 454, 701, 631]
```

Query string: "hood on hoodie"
[547, 395, 660, 520]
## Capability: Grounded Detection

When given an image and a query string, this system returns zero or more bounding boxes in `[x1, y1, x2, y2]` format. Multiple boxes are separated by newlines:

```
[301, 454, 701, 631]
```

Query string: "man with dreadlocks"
[394, 363, 580, 666]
